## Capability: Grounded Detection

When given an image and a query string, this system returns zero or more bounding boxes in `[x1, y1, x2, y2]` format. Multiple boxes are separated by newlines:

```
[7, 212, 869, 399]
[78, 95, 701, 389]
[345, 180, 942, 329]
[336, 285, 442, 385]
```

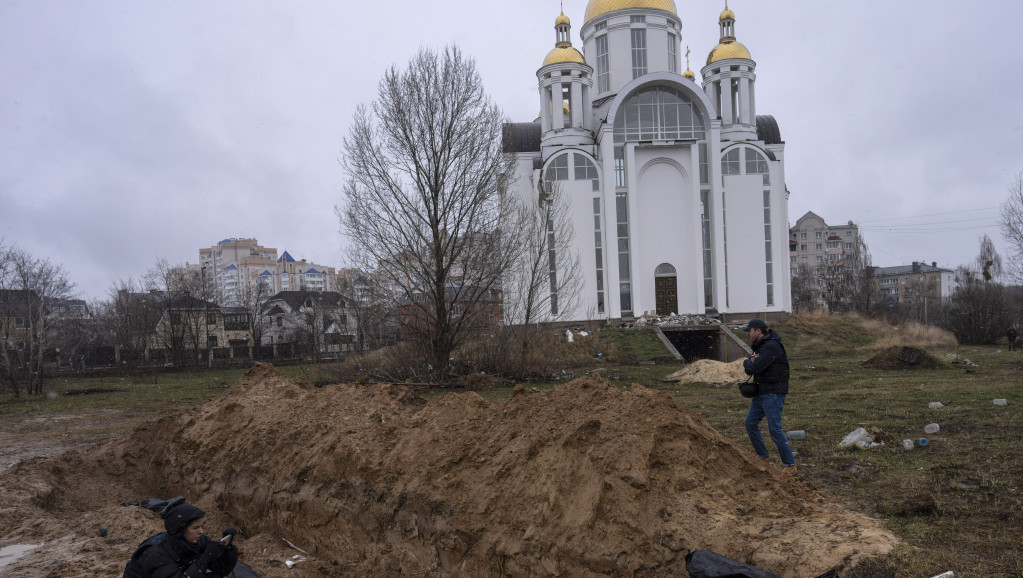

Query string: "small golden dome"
[707, 39, 751, 64]
[683, 69, 695, 80]
[584, 0, 677, 23]
[719, 7, 735, 20]
[555, 11, 570, 26]
[543, 46, 586, 66]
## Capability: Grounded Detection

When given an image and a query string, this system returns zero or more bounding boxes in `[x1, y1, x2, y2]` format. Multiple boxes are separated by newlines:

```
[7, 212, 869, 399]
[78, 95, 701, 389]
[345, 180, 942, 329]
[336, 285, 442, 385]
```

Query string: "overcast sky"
[3, 1, 1021, 301]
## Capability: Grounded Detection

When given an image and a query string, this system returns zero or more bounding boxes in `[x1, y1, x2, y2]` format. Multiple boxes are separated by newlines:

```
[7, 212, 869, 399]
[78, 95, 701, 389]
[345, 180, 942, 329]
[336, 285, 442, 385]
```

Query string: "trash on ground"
[917, 438, 929, 447]
[685, 549, 781, 578]
[787, 430, 806, 440]
[285, 555, 307, 568]
[923, 423, 940, 434]
[993, 399, 1008, 406]
[928, 401, 944, 409]
[902, 439, 914, 450]
[839, 427, 869, 448]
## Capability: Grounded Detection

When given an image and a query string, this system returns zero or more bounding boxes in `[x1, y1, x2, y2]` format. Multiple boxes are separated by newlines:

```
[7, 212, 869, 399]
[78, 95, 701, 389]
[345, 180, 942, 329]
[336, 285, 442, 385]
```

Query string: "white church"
[503, 0, 790, 323]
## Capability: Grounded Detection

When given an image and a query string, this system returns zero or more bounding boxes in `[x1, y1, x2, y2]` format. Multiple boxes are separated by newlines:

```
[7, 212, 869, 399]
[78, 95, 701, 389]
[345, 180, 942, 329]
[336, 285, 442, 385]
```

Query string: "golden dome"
[584, 0, 677, 23]
[683, 69, 695, 80]
[555, 11, 571, 26]
[719, 7, 735, 20]
[707, 39, 751, 64]
[543, 46, 585, 66]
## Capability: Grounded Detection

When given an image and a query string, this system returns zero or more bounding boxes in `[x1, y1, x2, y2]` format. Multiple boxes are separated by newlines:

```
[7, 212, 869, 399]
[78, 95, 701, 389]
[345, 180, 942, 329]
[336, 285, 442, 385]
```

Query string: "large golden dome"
[584, 0, 677, 23]
[707, 39, 751, 64]
[543, 46, 586, 66]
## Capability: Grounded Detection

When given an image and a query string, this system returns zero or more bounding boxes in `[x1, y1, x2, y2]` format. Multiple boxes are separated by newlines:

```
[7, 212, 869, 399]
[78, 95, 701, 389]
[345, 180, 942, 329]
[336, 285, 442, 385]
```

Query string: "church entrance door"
[655, 276, 677, 315]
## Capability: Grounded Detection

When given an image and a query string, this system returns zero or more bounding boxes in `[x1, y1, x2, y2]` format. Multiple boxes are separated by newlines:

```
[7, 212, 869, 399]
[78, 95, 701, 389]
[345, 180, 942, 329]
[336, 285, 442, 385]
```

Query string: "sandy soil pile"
[663, 358, 748, 385]
[0, 363, 897, 577]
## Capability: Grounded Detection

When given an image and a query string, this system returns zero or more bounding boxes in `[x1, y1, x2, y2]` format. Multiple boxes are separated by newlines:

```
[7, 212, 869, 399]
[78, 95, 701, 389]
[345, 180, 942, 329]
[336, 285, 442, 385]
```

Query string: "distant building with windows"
[197, 239, 336, 306]
[870, 261, 954, 304]
[788, 211, 860, 274]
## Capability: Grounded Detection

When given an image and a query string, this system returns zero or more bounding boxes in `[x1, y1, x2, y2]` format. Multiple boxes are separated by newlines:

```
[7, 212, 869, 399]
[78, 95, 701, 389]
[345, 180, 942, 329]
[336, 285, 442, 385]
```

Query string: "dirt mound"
[862, 346, 949, 370]
[664, 358, 747, 385]
[0, 362, 897, 577]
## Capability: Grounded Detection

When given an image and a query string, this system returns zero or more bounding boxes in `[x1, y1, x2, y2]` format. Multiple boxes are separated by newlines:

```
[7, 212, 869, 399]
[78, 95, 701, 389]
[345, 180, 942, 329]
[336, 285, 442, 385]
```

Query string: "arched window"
[613, 85, 706, 143]
[544, 153, 569, 181]
[655, 263, 676, 275]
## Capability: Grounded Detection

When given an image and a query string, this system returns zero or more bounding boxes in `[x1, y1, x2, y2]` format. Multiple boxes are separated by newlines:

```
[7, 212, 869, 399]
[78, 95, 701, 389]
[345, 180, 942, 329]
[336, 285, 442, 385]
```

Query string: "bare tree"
[976, 234, 1003, 282]
[338, 45, 516, 381]
[942, 237, 1011, 343]
[848, 235, 876, 313]
[503, 179, 582, 372]
[999, 171, 1023, 282]
[143, 259, 215, 366]
[0, 245, 75, 395]
[235, 280, 272, 352]
[789, 263, 819, 313]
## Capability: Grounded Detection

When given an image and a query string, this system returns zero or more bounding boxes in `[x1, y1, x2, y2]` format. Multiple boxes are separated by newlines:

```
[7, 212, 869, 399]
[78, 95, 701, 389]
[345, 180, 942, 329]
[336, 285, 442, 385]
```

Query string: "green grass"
[2, 315, 1022, 576]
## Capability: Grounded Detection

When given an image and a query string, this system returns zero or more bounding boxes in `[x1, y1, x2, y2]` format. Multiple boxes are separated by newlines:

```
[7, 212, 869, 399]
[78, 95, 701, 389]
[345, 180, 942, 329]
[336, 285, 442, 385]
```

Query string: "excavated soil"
[663, 358, 747, 385]
[0, 363, 898, 577]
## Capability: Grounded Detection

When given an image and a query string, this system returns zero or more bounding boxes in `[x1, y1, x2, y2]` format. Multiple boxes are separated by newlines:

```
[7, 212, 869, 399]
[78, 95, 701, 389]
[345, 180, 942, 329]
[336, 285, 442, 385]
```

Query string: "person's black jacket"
[1008, 328, 1017, 341]
[743, 329, 789, 395]
[140, 534, 237, 578]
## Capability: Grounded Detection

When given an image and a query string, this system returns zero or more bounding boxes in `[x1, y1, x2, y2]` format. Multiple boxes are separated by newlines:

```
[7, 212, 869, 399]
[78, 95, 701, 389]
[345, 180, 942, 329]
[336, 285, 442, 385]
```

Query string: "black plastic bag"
[685, 549, 782, 578]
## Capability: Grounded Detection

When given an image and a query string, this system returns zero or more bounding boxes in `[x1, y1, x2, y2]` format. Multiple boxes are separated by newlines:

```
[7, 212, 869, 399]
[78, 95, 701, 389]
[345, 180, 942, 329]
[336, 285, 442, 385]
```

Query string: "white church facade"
[504, 0, 790, 323]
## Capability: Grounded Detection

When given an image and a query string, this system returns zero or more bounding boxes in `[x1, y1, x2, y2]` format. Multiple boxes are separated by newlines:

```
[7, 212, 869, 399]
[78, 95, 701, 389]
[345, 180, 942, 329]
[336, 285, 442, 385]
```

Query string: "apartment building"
[871, 261, 954, 304]
[197, 239, 336, 305]
[789, 211, 860, 274]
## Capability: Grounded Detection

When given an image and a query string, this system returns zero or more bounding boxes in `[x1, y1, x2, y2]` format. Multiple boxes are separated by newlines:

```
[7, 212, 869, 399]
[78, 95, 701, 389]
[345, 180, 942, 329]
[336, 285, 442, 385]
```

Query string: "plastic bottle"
[838, 427, 869, 448]
[993, 399, 1008, 406]
[917, 437, 929, 447]
[928, 402, 944, 409]
[787, 430, 806, 440]
[903, 439, 914, 450]
[923, 423, 940, 434]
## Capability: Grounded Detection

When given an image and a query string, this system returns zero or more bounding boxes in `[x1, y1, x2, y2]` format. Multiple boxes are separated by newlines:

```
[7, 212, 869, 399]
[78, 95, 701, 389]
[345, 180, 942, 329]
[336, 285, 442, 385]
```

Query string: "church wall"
[721, 173, 788, 314]
[627, 145, 703, 316]
[563, 176, 603, 320]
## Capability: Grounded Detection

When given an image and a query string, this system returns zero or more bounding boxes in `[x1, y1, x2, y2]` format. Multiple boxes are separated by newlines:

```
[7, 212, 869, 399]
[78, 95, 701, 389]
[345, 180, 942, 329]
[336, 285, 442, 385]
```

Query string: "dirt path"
[0, 363, 898, 576]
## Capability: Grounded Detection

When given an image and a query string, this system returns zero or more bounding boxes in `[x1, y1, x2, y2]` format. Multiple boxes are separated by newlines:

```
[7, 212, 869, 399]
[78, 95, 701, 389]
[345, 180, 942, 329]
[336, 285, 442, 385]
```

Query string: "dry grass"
[778, 311, 958, 356]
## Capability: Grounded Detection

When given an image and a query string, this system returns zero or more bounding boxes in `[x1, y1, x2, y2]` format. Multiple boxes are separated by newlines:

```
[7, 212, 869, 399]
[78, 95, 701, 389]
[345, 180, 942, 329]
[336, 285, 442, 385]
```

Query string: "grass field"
[2, 313, 1021, 576]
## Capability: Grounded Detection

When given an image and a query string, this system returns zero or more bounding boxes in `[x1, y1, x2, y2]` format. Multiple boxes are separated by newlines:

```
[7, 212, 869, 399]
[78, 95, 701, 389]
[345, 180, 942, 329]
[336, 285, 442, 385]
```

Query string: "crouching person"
[140, 502, 238, 578]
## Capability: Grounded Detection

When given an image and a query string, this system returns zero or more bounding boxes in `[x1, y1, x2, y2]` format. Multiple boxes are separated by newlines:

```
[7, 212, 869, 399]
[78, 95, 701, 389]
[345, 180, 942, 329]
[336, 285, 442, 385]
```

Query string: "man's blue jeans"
[745, 393, 795, 466]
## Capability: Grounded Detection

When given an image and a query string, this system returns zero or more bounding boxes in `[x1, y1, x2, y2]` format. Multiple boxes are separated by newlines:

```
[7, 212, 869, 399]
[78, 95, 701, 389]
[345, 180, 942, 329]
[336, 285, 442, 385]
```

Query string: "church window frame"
[763, 190, 774, 306]
[667, 32, 677, 73]
[613, 85, 706, 143]
[721, 148, 741, 175]
[544, 153, 570, 181]
[574, 153, 599, 181]
[631, 28, 648, 79]
[596, 35, 610, 93]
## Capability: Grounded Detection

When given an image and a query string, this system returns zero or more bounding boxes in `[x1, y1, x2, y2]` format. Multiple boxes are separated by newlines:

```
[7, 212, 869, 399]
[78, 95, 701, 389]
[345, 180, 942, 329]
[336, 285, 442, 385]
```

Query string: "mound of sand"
[0, 363, 897, 577]
[863, 346, 949, 370]
[664, 358, 748, 385]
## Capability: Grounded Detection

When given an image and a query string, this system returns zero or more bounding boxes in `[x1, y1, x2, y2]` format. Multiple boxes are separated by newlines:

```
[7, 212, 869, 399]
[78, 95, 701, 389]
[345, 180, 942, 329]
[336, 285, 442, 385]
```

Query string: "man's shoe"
[782, 465, 797, 475]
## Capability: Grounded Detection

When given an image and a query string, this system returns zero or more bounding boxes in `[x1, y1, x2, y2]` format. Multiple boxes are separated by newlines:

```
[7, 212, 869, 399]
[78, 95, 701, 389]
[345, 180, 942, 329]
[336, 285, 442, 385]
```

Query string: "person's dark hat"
[164, 502, 206, 536]
[742, 318, 768, 331]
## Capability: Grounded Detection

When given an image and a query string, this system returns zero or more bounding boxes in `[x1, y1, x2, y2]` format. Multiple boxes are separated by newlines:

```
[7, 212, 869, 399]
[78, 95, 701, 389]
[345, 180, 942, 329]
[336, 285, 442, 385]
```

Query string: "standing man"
[741, 318, 796, 474]
[1008, 327, 1017, 352]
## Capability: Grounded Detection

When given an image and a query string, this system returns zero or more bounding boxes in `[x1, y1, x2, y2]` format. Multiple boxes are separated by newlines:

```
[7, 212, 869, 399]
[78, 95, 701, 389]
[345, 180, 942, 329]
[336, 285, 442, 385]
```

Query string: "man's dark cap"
[742, 318, 768, 331]
[164, 503, 206, 536]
